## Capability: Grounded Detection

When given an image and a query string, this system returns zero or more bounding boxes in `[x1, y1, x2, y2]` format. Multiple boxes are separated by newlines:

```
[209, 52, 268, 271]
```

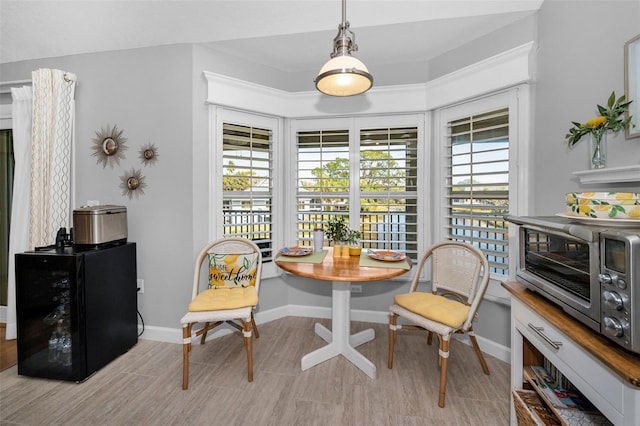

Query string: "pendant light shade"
[315, 0, 373, 97]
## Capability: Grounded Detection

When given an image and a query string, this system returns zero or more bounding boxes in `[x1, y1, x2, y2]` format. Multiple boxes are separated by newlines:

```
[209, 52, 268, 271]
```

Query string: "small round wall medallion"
[119, 168, 147, 199]
[139, 142, 159, 166]
[102, 138, 118, 155]
[91, 124, 128, 168]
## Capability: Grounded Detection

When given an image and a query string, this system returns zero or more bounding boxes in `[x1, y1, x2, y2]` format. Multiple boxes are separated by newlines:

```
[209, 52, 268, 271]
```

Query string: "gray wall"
[429, 13, 538, 80]
[1, 45, 196, 329]
[533, 0, 640, 215]
[2, 1, 638, 350]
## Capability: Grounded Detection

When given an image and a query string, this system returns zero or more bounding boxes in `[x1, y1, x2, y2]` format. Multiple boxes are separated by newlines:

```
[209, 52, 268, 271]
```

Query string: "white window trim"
[202, 41, 534, 118]
[0, 105, 12, 129]
[433, 86, 532, 303]
[424, 42, 534, 111]
[210, 106, 284, 278]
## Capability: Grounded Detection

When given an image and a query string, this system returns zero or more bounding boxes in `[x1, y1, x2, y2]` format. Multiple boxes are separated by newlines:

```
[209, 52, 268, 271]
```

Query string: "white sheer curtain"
[6, 69, 76, 340]
[6, 86, 33, 340]
[30, 69, 76, 247]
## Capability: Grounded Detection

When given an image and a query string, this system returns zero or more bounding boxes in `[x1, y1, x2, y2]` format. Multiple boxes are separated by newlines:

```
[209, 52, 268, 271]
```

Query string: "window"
[434, 86, 531, 278]
[296, 129, 349, 242]
[446, 108, 509, 274]
[294, 118, 419, 259]
[220, 120, 274, 262]
[359, 127, 418, 257]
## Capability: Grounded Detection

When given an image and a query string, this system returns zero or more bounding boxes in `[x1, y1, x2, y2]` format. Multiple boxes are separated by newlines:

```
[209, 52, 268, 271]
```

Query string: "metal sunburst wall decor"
[91, 124, 128, 168]
[139, 142, 159, 166]
[119, 167, 147, 199]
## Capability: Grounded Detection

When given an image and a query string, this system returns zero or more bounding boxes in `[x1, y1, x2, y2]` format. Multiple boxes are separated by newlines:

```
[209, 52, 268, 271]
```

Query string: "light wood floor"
[0, 323, 18, 372]
[0, 317, 511, 425]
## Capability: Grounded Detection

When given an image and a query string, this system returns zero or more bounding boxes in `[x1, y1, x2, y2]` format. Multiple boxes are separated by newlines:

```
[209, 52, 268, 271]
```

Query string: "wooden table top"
[502, 281, 640, 388]
[275, 247, 412, 282]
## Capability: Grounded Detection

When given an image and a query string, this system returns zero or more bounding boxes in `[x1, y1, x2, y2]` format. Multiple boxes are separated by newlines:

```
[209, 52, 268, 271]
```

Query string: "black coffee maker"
[54, 227, 73, 251]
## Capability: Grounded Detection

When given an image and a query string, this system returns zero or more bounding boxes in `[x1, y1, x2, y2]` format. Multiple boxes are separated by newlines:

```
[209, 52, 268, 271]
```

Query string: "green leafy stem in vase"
[325, 217, 348, 244]
[325, 217, 360, 245]
[565, 91, 633, 146]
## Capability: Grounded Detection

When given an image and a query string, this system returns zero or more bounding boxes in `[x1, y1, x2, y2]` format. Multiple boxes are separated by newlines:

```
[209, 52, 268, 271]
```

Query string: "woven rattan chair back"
[180, 237, 262, 389]
[388, 241, 490, 407]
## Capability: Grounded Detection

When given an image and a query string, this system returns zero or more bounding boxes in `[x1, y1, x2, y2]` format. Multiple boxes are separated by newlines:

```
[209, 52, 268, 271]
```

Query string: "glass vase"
[589, 132, 607, 169]
[348, 240, 362, 256]
[332, 241, 345, 258]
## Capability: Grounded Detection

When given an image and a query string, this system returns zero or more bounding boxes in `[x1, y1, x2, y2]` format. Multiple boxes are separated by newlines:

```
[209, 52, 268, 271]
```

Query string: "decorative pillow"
[394, 292, 470, 328]
[208, 252, 259, 288]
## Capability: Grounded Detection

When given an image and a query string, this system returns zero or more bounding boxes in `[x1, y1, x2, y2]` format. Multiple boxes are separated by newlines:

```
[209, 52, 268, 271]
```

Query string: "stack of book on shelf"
[513, 388, 561, 425]
[525, 365, 612, 426]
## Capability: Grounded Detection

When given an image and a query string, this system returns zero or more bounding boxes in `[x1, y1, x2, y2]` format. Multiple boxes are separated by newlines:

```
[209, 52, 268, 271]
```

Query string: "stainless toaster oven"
[507, 215, 640, 354]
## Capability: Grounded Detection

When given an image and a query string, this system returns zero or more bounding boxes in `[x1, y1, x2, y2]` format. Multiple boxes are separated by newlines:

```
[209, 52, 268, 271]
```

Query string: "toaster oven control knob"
[603, 316, 624, 338]
[598, 273, 617, 285]
[603, 290, 623, 311]
[615, 278, 627, 290]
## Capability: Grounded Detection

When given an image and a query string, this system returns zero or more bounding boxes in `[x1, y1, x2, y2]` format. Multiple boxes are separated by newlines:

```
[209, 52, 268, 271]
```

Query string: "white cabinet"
[505, 282, 640, 426]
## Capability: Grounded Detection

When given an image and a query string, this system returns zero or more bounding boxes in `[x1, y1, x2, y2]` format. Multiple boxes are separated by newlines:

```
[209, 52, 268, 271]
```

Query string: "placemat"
[359, 252, 411, 270]
[276, 250, 328, 264]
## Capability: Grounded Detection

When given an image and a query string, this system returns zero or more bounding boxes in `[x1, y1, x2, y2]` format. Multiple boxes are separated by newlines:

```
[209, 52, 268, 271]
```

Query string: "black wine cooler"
[15, 243, 138, 382]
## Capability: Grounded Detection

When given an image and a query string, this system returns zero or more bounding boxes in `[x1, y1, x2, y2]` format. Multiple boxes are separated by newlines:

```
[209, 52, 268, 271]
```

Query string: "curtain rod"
[0, 79, 32, 95]
[0, 79, 32, 87]
[1, 73, 76, 94]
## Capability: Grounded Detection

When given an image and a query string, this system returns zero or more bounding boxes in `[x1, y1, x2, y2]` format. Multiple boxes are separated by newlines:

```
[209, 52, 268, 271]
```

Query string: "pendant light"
[315, 0, 373, 97]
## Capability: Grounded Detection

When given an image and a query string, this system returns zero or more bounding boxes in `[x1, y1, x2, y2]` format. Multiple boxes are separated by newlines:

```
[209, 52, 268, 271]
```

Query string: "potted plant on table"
[325, 217, 348, 244]
[326, 216, 352, 257]
[325, 217, 363, 257]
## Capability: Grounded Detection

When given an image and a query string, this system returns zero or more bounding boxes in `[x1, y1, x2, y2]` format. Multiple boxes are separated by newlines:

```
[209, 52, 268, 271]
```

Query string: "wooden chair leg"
[469, 331, 490, 375]
[200, 322, 210, 344]
[438, 334, 451, 408]
[243, 320, 254, 382]
[251, 312, 260, 339]
[388, 313, 398, 369]
[182, 324, 192, 390]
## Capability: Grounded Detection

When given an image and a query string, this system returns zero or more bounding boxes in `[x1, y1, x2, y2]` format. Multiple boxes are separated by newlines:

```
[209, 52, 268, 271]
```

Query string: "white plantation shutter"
[360, 127, 418, 258]
[446, 108, 509, 274]
[222, 123, 273, 261]
[296, 129, 350, 243]
[295, 125, 418, 259]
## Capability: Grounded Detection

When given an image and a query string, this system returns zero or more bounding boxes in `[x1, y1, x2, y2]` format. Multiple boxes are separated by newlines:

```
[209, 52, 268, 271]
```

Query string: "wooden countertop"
[275, 247, 412, 282]
[502, 281, 640, 388]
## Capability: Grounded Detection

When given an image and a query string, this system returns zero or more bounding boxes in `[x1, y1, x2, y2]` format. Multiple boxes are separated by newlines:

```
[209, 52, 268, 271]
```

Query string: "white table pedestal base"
[301, 280, 377, 379]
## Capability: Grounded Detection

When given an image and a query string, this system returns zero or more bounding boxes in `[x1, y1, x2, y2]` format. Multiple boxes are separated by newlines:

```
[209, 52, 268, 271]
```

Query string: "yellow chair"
[388, 241, 490, 407]
[181, 237, 262, 389]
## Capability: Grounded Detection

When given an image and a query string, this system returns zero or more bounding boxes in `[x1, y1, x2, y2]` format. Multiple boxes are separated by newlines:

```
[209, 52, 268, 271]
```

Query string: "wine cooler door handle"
[527, 323, 563, 350]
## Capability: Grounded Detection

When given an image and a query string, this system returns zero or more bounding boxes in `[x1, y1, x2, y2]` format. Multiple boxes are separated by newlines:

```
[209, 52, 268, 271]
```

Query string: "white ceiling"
[1, 0, 544, 78]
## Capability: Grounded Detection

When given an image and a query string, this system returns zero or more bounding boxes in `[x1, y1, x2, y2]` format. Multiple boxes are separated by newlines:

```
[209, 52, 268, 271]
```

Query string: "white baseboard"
[453, 333, 511, 364]
[138, 305, 511, 364]
[2, 302, 510, 363]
